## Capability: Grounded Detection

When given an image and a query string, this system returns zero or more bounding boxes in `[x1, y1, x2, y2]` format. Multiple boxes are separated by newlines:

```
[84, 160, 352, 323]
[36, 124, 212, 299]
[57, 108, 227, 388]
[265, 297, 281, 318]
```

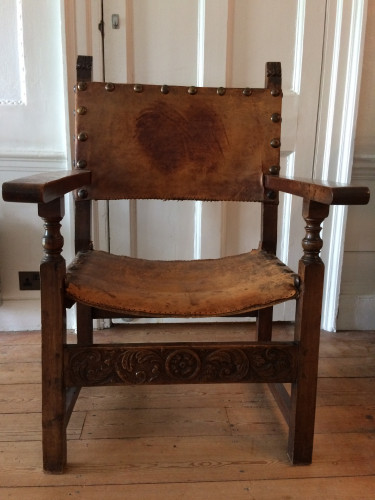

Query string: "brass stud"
[243, 87, 252, 96]
[77, 189, 88, 199]
[270, 138, 281, 148]
[271, 89, 280, 97]
[271, 113, 281, 123]
[294, 275, 301, 289]
[161, 84, 169, 94]
[76, 106, 87, 116]
[268, 165, 280, 175]
[266, 190, 277, 200]
[77, 82, 88, 91]
[217, 87, 226, 96]
[76, 160, 87, 169]
[77, 132, 88, 142]
[188, 86, 197, 95]
[134, 84, 143, 93]
[105, 82, 115, 92]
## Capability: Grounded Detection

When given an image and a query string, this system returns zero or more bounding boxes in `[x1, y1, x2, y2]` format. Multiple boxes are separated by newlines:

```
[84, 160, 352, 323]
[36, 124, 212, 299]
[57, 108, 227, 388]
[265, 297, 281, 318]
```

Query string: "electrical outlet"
[19, 271, 40, 291]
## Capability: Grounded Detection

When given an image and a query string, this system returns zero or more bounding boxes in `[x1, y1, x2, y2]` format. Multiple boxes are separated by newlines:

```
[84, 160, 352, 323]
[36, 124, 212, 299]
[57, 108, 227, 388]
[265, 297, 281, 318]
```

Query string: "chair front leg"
[38, 197, 67, 473]
[288, 199, 329, 464]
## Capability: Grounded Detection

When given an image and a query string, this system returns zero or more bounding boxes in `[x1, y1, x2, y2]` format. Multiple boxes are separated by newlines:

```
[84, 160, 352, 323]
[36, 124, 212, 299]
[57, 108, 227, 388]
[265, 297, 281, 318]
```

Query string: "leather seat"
[66, 249, 299, 317]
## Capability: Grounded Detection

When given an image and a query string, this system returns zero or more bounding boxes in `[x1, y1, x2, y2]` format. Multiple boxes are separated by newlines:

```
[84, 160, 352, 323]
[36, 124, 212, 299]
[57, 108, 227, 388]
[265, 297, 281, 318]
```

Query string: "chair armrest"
[2, 170, 91, 204]
[264, 175, 370, 205]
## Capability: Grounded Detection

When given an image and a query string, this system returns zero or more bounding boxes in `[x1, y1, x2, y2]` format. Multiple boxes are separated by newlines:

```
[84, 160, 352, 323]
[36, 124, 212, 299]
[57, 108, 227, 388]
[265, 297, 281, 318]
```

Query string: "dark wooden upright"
[290, 200, 330, 463]
[256, 62, 282, 343]
[75, 56, 95, 348]
[38, 197, 67, 472]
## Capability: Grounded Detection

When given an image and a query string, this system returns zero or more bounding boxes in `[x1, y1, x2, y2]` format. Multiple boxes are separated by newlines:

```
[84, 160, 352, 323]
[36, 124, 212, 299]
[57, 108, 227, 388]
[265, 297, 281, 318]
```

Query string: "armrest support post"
[301, 200, 329, 264]
[38, 197, 65, 263]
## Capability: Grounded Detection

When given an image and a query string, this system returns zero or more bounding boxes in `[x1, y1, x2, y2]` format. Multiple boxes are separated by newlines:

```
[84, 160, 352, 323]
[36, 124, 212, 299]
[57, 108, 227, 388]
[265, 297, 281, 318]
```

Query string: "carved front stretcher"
[64, 343, 299, 386]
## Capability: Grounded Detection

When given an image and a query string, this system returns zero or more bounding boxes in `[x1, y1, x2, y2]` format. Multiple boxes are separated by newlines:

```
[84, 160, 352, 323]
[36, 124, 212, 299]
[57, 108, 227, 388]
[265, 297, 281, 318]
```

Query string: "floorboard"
[0, 324, 374, 498]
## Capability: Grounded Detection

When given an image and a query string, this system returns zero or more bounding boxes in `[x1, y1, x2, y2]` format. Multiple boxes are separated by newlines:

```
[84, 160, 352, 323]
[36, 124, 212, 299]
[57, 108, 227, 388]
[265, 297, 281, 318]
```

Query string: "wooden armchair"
[2, 62, 370, 473]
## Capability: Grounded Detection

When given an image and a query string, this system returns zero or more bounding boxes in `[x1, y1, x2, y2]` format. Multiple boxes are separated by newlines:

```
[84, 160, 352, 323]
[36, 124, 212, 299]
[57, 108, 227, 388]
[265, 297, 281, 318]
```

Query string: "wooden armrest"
[2, 170, 91, 204]
[264, 175, 370, 205]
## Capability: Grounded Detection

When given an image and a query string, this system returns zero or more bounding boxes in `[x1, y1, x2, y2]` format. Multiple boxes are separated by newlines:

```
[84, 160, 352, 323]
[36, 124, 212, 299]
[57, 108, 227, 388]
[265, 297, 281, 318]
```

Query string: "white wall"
[0, 0, 70, 330]
[0, 0, 372, 332]
[337, 3, 375, 330]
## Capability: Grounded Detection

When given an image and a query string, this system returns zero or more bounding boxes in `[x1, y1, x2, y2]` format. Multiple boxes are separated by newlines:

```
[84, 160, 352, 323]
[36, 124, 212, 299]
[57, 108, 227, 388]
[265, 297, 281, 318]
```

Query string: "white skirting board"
[337, 295, 375, 330]
[0, 300, 76, 332]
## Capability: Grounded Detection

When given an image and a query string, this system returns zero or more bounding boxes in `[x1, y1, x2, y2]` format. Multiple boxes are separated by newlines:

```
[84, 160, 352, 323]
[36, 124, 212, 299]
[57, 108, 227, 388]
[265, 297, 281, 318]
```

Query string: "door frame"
[63, 0, 368, 332]
[313, 0, 368, 330]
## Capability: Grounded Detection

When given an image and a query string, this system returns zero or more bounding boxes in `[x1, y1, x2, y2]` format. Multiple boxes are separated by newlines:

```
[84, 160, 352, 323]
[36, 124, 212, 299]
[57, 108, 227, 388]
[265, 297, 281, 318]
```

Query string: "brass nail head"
[77, 189, 88, 199]
[134, 84, 143, 93]
[271, 113, 281, 123]
[268, 165, 280, 175]
[270, 138, 281, 148]
[294, 275, 301, 289]
[161, 84, 169, 94]
[76, 106, 87, 116]
[77, 82, 88, 91]
[243, 87, 252, 96]
[188, 86, 197, 95]
[76, 160, 87, 169]
[217, 87, 226, 96]
[271, 89, 281, 97]
[77, 132, 88, 142]
[266, 190, 277, 200]
[105, 82, 115, 92]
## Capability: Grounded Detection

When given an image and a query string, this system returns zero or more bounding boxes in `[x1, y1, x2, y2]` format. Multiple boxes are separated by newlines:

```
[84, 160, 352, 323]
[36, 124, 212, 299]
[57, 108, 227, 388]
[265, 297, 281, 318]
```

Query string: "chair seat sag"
[66, 249, 299, 317]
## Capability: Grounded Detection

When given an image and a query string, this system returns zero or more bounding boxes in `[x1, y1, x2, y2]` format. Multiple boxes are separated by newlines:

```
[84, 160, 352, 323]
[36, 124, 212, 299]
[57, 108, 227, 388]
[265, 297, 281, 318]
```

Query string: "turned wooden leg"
[288, 199, 329, 464]
[39, 198, 67, 473]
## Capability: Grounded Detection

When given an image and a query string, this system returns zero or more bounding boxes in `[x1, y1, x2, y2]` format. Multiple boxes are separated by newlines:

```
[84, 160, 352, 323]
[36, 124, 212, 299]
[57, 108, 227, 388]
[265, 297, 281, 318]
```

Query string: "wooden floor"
[0, 322, 374, 499]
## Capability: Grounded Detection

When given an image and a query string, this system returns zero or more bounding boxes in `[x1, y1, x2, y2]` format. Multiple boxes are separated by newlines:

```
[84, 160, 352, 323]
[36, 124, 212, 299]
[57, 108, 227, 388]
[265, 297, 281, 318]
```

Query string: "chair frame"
[2, 58, 370, 473]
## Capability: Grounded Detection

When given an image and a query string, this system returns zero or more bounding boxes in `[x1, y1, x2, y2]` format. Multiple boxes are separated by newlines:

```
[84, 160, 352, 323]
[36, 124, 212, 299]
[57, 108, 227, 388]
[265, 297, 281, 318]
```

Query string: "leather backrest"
[74, 81, 282, 202]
